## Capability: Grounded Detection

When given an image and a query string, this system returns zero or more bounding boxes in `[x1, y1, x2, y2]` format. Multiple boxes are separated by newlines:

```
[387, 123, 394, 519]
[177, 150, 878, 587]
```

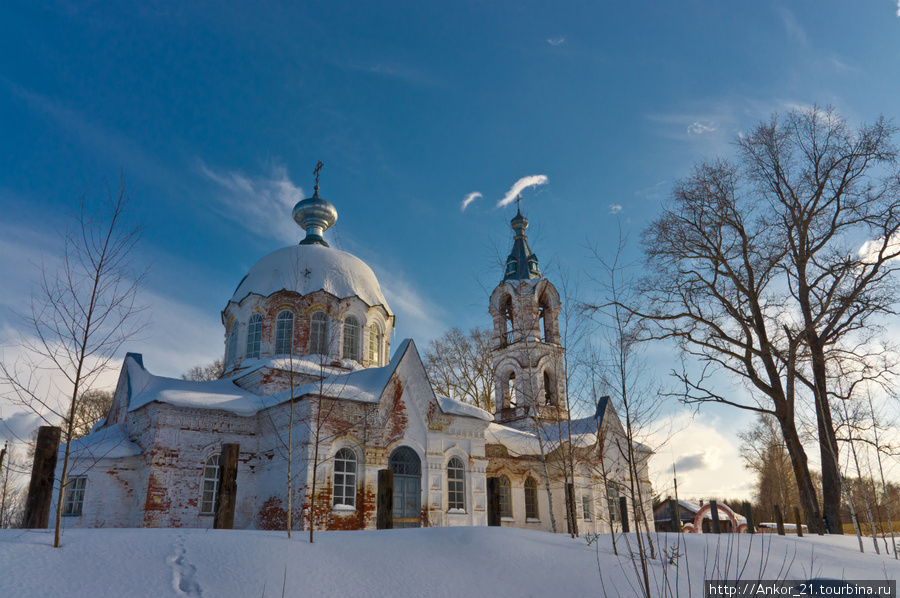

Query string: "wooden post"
[743, 501, 755, 534]
[619, 496, 629, 532]
[793, 506, 803, 537]
[487, 477, 500, 527]
[214, 443, 239, 530]
[774, 504, 786, 535]
[24, 426, 61, 529]
[669, 499, 681, 533]
[710, 500, 721, 534]
[376, 469, 393, 530]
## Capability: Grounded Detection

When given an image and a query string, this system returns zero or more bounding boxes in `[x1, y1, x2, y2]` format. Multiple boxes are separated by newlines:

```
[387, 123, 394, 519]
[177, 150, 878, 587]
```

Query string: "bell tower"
[489, 204, 567, 430]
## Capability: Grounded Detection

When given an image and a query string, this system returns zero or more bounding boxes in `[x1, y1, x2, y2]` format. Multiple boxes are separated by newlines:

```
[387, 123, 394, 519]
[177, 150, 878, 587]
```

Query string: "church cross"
[313, 161, 324, 191]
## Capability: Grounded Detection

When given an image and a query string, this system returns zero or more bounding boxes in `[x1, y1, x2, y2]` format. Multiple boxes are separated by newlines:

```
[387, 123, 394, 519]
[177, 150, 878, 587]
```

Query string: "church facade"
[48, 180, 652, 534]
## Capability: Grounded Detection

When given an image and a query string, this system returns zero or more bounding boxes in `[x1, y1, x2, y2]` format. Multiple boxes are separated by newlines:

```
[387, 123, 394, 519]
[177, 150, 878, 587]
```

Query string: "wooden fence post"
[669, 499, 681, 533]
[24, 426, 61, 529]
[376, 469, 393, 530]
[793, 507, 803, 537]
[774, 504, 785, 535]
[743, 501, 755, 534]
[619, 496, 629, 533]
[710, 500, 721, 534]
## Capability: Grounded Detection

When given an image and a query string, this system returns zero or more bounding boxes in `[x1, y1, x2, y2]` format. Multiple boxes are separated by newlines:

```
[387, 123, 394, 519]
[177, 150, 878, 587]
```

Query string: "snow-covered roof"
[436, 395, 493, 422]
[62, 423, 141, 460]
[228, 243, 392, 314]
[486, 415, 605, 456]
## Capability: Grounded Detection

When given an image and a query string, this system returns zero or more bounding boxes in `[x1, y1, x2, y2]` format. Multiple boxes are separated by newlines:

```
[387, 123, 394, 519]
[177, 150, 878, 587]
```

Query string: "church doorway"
[390, 446, 421, 528]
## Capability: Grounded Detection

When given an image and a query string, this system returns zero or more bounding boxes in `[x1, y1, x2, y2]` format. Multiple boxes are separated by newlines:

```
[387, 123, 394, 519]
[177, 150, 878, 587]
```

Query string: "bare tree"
[70, 389, 114, 440]
[738, 413, 802, 523]
[634, 107, 900, 533]
[423, 327, 493, 411]
[0, 171, 146, 547]
[181, 359, 224, 382]
[0, 444, 27, 528]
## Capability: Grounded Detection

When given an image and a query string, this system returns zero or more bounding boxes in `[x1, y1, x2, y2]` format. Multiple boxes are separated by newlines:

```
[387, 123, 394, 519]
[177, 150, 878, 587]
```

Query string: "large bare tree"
[636, 107, 900, 533]
[423, 327, 494, 412]
[0, 171, 146, 547]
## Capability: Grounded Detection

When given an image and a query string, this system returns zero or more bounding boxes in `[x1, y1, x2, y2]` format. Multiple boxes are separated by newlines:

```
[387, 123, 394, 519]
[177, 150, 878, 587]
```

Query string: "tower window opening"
[538, 293, 552, 343]
[500, 294, 514, 346]
[504, 371, 517, 408]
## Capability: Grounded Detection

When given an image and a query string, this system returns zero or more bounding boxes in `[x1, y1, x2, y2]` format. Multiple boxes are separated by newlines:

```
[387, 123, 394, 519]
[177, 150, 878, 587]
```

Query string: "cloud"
[547, 37, 566, 46]
[609, 204, 623, 214]
[673, 452, 712, 472]
[198, 162, 303, 244]
[896, 0, 899, 17]
[461, 192, 482, 211]
[497, 175, 549, 208]
[687, 121, 717, 135]
[778, 7, 808, 47]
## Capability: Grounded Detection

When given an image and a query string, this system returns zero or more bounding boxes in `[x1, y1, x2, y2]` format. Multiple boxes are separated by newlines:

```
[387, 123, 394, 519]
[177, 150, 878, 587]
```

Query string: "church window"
[63, 476, 87, 516]
[246, 314, 262, 359]
[606, 481, 620, 522]
[368, 325, 381, 366]
[543, 370, 557, 405]
[524, 477, 538, 520]
[582, 495, 592, 521]
[200, 454, 221, 515]
[274, 310, 294, 355]
[499, 475, 512, 518]
[538, 292, 551, 343]
[504, 371, 517, 408]
[500, 294, 514, 346]
[333, 448, 357, 508]
[448, 457, 465, 511]
[342, 316, 360, 362]
[310, 311, 328, 355]
[227, 322, 239, 365]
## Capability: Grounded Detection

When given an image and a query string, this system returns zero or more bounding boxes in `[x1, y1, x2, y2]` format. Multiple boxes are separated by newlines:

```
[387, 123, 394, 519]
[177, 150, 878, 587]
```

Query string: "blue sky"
[2, 1, 900, 498]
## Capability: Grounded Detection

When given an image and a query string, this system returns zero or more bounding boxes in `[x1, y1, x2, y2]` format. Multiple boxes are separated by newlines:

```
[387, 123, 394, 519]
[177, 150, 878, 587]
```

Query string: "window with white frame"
[200, 454, 221, 515]
[499, 475, 512, 518]
[342, 316, 360, 361]
[227, 322, 240, 365]
[246, 313, 262, 359]
[448, 457, 465, 511]
[368, 326, 381, 366]
[333, 448, 357, 508]
[309, 311, 328, 354]
[63, 476, 87, 516]
[606, 481, 620, 522]
[274, 310, 294, 355]
[524, 477, 538, 519]
[582, 494, 592, 521]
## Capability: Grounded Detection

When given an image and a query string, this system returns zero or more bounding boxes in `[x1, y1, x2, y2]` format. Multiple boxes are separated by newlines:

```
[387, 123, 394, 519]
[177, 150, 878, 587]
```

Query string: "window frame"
[582, 494, 592, 521]
[62, 476, 87, 516]
[606, 481, 621, 523]
[246, 313, 262, 359]
[309, 311, 328, 355]
[368, 325, 381, 366]
[274, 310, 295, 356]
[332, 448, 358, 509]
[447, 457, 465, 511]
[524, 477, 539, 520]
[200, 454, 221, 516]
[498, 475, 512, 519]
[342, 315, 360, 362]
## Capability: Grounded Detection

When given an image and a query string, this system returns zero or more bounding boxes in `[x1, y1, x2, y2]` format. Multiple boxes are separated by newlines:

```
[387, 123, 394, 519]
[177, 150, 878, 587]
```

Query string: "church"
[47, 176, 653, 534]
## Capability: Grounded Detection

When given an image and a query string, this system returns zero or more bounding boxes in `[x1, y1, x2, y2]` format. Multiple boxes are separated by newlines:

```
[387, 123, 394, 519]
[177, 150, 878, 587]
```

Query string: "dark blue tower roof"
[503, 205, 541, 281]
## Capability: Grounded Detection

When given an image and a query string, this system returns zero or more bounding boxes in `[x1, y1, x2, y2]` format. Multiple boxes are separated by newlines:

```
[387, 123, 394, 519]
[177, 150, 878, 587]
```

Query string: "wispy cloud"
[896, 0, 899, 17]
[497, 175, 549, 207]
[198, 162, 303, 244]
[778, 7, 808, 47]
[609, 204, 623, 214]
[687, 121, 717, 135]
[547, 37, 566, 46]
[336, 60, 442, 88]
[461, 191, 482, 211]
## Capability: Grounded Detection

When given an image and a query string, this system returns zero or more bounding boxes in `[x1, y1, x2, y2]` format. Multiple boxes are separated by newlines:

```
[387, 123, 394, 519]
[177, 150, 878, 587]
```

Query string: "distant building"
[47, 180, 651, 533]
[653, 500, 747, 533]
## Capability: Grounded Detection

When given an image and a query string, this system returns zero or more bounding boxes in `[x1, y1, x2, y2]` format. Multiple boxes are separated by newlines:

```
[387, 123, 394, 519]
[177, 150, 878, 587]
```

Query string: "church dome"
[229, 243, 392, 314]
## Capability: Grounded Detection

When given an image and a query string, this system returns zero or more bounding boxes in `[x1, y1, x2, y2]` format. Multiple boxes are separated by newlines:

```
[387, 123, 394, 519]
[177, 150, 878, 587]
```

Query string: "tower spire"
[503, 200, 541, 281]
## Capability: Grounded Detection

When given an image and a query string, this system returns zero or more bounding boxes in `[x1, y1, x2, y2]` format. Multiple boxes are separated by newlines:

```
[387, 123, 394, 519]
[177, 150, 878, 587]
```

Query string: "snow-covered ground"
[1, 527, 897, 597]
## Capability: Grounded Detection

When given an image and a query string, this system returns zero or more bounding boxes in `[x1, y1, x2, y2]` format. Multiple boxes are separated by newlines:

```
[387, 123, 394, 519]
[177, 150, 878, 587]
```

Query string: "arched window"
[448, 457, 465, 511]
[333, 448, 357, 508]
[368, 325, 382, 366]
[499, 475, 512, 519]
[524, 477, 538, 520]
[500, 294, 514, 345]
[343, 316, 360, 361]
[543, 370, 557, 405]
[246, 314, 262, 359]
[200, 454, 221, 515]
[504, 371, 517, 408]
[274, 310, 294, 355]
[538, 293, 551, 343]
[227, 322, 239, 365]
[309, 311, 328, 355]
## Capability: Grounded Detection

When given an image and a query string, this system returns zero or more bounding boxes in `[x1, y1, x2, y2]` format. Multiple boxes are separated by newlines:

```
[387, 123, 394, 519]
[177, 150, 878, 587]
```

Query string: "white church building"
[48, 178, 652, 534]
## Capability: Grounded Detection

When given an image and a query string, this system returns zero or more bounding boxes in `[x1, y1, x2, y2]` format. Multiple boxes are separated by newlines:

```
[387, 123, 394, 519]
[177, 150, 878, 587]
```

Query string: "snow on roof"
[236, 355, 365, 381]
[228, 243, 392, 314]
[62, 423, 141, 460]
[126, 357, 264, 416]
[436, 395, 493, 422]
[486, 415, 604, 456]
